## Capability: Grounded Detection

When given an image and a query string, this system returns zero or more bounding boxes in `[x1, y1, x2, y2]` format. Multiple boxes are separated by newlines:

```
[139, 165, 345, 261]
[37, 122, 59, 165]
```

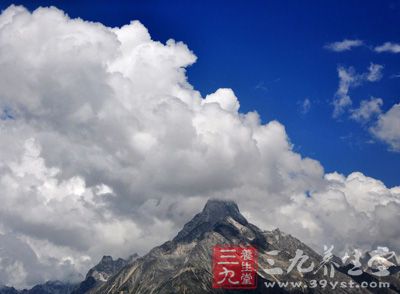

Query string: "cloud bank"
[0, 5, 399, 288]
[324, 39, 364, 52]
[375, 42, 400, 53]
[325, 40, 400, 54]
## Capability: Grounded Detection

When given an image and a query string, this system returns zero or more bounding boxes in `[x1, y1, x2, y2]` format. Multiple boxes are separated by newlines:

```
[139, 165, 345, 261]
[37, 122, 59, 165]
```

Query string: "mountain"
[2, 199, 400, 293]
[72, 254, 138, 294]
[361, 248, 399, 271]
[0, 286, 19, 294]
[342, 248, 400, 293]
[0, 255, 137, 294]
[21, 281, 76, 294]
[0, 282, 76, 294]
[91, 199, 400, 293]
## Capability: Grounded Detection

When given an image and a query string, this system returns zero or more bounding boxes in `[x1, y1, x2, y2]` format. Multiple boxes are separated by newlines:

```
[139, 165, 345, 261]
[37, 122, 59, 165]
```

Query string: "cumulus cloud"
[375, 42, 400, 53]
[0, 5, 399, 288]
[252, 172, 400, 254]
[370, 103, 400, 151]
[324, 39, 364, 52]
[333, 63, 383, 117]
[350, 97, 383, 123]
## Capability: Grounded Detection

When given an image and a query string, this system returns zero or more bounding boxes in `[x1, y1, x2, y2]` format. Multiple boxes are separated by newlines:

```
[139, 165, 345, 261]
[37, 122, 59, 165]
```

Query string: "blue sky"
[1, 0, 399, 187]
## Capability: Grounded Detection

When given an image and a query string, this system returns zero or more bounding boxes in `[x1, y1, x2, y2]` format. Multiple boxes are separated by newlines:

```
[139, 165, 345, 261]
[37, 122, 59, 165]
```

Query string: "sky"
[0, 0, 399, 289]
[0, 0, 398, 186]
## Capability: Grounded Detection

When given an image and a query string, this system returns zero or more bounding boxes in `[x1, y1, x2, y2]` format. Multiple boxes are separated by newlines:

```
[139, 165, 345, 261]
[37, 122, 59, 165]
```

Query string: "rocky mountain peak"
[202, 199, 244, 221]
[99, 256, 113, 264]
[70, 254, 134, 294]
[84, 255, 128, 282]
[173, 199, 248, 243]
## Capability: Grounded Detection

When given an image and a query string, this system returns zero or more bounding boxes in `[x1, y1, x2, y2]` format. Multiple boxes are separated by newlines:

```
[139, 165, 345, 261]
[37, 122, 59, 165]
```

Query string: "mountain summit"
[174, 199, 248, 243]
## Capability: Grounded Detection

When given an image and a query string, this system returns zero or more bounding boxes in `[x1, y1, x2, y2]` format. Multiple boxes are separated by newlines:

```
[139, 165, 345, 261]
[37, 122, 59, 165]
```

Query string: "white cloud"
[333, 63, 383, 117]
[375, 42, 400, 53]
[0, 5, 399, 288]
[252, 172, 400, 253]
[370, 103, 400, 151]
[300, 98, 311, 114]
[348, 96, 400, 152]
[324, 39, 364, 52]
[366, 63, 384, 82]
[203, 88, 240, 113]
[333, 66, 358, 117]
[350, 97, 383, 123]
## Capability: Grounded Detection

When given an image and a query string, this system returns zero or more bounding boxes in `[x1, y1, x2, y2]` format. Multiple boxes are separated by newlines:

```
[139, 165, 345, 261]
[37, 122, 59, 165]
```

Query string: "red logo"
[212, 245, 257, 289]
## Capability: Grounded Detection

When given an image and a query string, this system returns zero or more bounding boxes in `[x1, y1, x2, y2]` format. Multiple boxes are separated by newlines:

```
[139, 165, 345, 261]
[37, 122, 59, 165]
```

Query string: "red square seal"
[212, 245, 257, 289]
